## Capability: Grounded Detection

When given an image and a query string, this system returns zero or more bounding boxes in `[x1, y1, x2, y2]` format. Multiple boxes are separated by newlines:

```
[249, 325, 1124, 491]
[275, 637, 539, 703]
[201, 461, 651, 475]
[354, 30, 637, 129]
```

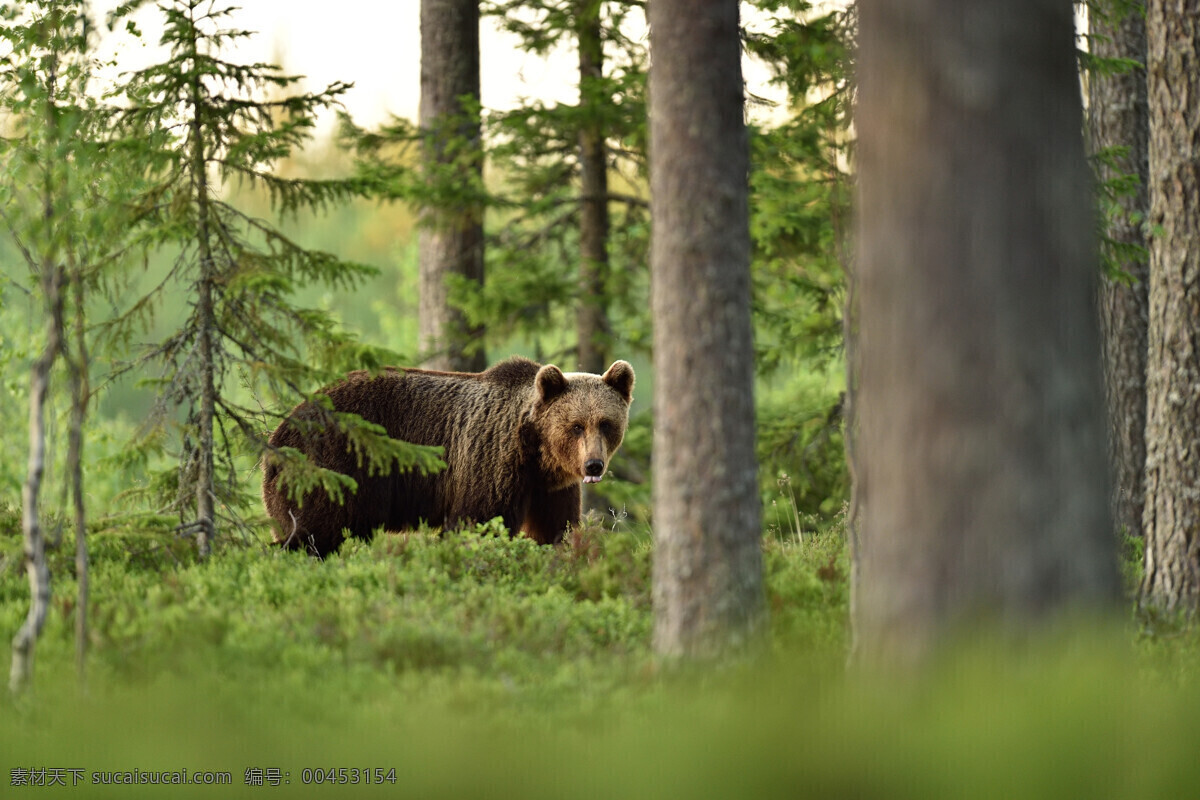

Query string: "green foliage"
[758, 365, 847, 516]
[749, 120, 847, 373]
[0, 276, 33, 501]
[762, 514, 849, 650]
[746, 1, 854, 518]
[0, 516, 844, 743]
[1091, 143, 1149, 283]
[339, 106, 488, 214]
[0, 520, 663, 698]
[0, 513, 849, 698]
[746, 0, 853, 374]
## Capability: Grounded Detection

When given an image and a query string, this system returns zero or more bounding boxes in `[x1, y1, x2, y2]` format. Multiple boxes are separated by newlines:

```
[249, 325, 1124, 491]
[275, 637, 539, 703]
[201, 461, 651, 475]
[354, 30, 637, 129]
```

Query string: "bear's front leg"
[521, 484, 582, 544]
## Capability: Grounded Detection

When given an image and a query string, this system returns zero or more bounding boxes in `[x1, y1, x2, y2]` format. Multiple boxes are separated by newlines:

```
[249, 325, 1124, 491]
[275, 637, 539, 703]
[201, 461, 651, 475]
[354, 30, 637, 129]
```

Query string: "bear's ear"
[602, 360, 635, 403]
[535, 364, 569, 404]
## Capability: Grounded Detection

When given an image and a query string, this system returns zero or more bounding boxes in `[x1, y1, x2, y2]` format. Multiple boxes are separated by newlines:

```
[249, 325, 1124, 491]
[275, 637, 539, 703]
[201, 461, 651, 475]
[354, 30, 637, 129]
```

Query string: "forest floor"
[1, 517, 1198, 798]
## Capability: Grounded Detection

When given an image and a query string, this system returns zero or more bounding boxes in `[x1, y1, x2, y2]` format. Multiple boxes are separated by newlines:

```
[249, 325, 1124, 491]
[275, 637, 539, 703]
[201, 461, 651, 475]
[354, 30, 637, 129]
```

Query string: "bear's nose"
[584, 459, 605, 477]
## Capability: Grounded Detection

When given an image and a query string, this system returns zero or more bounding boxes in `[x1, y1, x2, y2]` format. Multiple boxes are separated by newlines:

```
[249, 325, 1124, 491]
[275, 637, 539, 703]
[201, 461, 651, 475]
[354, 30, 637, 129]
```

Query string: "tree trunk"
[194, 265, 216, 560]
[853, 0, 1120, 666]
[191, 35, 214, 559]
[67, 256, 89, 682]
[649, 0, 765, 658]
[1090, 0, 1150, 541]
[1140, 0, 1200, 614]
[11, 56, 65, 695]
[419, 0, 486, 372]
[577, 0, 611, 375]
[10, 263, 62, 695]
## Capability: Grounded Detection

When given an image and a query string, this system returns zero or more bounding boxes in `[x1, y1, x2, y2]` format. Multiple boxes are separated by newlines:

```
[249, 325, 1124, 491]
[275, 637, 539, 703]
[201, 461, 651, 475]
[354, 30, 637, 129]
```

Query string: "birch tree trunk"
[10, 263, 62, 695]
[854, 0, 1121, 666]
[649, 0, 765, 658]
[11, 49, 66, 694]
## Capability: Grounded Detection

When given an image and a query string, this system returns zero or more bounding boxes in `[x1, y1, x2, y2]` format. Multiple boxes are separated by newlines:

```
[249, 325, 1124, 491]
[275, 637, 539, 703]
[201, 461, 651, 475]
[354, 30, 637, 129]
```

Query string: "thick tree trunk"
[1090, 0, 1150, 541]
[419, 0, 486, 372]
[1140, 0, 1200, 613]
[576, 0, 611, 375]
[854, 0, 1120, 666]
[649, 0, 765, 658]
[10, 264, 62, 695]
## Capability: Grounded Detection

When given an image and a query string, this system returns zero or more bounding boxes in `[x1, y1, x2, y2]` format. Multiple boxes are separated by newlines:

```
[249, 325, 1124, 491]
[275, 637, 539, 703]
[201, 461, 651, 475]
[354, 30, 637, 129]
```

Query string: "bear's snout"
[584, 459, 605, 481]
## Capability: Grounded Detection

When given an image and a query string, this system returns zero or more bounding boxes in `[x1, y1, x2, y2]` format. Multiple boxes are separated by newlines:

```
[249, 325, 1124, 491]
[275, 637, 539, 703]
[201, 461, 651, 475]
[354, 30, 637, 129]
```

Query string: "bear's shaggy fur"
[262, 356, 635, 557]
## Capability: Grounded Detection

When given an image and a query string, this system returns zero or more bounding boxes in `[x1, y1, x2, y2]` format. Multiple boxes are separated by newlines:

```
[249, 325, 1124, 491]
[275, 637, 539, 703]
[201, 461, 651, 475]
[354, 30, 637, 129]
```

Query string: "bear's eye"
[599, 421, 614, 437]
[572, 423, 585, 436]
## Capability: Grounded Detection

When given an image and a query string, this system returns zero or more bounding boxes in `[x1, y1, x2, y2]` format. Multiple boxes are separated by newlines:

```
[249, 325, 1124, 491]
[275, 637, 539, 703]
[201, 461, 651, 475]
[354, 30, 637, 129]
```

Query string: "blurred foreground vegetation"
[3, 517, 1200, 798]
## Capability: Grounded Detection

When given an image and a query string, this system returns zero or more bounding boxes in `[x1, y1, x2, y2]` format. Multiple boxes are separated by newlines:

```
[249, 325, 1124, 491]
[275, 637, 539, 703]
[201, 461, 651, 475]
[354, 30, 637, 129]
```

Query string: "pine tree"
[111, 0, 443, 556]
[481, 0, 649, 368]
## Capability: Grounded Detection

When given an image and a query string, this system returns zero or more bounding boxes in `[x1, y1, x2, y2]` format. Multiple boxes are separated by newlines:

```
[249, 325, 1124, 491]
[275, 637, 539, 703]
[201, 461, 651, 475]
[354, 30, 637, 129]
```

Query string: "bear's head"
[530, 360, 635, 490]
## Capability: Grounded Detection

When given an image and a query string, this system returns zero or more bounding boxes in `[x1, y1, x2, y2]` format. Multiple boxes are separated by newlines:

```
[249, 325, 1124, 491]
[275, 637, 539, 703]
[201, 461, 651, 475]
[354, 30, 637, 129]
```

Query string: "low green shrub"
[7, 515, 1200, 798]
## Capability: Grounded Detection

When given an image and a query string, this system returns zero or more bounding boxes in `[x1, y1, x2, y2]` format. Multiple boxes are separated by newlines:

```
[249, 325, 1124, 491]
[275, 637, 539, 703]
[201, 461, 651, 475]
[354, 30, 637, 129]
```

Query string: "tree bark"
[1140, 0, 1200, 614]
[419, 0, 486, 372]
[576, 0, 611, 375]
[1090, 0, 1150, 541]
[194, 252, 216, 561]
[853, 0, 1121, 666]
[190, 14, 214, 559]
[67, 255, 89, 682]
[649, 0, 765, 658]
[10, 264, 61, 695]
[11, 52, 65, 695]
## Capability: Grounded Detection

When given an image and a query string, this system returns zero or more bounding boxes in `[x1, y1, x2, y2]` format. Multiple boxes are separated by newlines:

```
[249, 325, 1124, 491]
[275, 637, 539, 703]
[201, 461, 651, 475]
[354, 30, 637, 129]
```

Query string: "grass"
[2, 513, 1200, 798]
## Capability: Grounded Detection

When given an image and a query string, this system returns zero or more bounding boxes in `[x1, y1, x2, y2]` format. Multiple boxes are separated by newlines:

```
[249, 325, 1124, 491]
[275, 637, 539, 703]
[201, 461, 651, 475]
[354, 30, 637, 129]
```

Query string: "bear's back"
[327, 357, 539, 451]
[477, 355, 541, 388]
[376, 357, 542, 527]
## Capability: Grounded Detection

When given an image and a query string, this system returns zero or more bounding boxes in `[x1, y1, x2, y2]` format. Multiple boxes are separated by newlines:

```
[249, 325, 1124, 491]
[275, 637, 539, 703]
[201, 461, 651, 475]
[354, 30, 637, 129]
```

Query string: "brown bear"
[262, 356, 635, 557]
